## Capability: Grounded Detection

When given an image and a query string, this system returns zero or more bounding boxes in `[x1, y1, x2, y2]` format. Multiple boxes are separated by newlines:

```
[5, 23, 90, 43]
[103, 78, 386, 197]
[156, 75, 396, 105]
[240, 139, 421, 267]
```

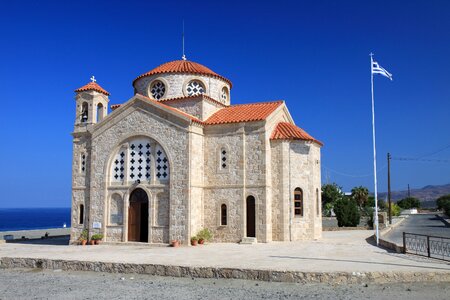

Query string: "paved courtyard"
[1, 230, 449, 274]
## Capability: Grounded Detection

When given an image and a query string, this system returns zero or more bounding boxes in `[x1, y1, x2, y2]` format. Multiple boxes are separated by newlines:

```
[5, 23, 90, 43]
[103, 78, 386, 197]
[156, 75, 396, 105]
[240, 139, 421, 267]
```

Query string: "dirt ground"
[0, 268, 449, 300]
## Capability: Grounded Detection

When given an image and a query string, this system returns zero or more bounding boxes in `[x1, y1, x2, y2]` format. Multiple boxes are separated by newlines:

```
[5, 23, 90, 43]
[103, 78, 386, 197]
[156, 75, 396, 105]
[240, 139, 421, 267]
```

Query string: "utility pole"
[408, 184, 411, 198]
[387, 153, 392, 224]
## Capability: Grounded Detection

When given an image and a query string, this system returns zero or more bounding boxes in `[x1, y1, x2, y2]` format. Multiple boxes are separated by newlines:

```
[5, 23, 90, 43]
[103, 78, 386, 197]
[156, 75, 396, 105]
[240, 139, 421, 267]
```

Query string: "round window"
[150, 81, 166, 100]
[221, 87, 228, 102]
[186, 80, 205, 96]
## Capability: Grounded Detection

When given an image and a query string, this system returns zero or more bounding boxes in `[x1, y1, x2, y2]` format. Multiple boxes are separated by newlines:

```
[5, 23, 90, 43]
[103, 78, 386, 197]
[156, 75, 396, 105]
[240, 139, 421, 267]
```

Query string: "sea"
[0, 208, 71, 232]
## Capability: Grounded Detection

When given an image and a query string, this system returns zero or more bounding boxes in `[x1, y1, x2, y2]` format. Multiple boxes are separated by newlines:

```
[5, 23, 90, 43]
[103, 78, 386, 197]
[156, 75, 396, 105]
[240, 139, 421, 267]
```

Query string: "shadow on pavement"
[6, 236, 70, 246]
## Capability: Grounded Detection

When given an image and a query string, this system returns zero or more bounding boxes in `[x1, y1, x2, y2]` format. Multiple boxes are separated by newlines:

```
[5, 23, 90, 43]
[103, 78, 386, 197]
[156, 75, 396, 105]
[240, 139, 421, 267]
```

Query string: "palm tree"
[351, 186, 369, 208]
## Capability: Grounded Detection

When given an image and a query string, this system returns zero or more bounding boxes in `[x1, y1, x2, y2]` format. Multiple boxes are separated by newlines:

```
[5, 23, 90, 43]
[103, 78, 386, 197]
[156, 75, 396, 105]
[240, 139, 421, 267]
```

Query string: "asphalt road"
[384, 214, 450, 244]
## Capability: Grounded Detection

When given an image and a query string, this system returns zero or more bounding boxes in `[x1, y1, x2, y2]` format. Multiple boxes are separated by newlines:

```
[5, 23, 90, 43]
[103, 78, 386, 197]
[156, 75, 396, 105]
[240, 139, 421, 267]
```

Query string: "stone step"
[240, 237, 257, 244]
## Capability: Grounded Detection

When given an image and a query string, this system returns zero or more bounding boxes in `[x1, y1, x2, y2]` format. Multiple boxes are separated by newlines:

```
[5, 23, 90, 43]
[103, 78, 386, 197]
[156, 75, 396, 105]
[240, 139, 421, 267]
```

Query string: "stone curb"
[1, 257, 449, 284]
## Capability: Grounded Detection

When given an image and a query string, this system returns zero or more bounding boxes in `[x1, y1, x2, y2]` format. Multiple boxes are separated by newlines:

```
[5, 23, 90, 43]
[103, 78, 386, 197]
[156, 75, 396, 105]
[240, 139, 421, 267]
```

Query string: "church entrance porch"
[128, 188, 149, 242]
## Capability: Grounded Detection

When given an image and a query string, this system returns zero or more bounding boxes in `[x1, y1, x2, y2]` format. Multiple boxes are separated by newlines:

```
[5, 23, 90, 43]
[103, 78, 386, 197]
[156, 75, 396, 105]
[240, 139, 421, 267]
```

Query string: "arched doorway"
[128, 188, 149, 242]
[246, 196, 256, 237]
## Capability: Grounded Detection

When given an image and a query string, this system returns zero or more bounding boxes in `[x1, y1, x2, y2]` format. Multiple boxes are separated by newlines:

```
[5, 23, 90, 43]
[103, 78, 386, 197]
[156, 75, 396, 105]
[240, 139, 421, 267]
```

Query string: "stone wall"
[134, 73, 231, 105]
[83, 98, 191, 243]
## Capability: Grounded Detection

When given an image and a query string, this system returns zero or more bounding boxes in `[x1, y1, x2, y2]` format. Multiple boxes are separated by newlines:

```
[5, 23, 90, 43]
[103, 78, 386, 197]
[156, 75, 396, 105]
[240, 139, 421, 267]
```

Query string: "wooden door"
[128, 202, 141, 242]
[246, 196, 256, 237]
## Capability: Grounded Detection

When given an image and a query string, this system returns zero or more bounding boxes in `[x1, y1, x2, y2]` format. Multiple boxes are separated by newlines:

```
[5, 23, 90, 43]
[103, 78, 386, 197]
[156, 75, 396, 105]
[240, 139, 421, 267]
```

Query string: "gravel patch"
[1, 268, 449, 300]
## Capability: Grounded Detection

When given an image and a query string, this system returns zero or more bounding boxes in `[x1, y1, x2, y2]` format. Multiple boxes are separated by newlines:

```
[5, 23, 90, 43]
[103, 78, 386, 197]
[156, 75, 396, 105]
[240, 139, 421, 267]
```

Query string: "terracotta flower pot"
[81, 240, 87, 246]
[198, 239, 205, 245]
[191, 240, 198, 246]
[90, 240, 95, 245]
[171, 240, 179, 247]
[95, 240, 101, 245]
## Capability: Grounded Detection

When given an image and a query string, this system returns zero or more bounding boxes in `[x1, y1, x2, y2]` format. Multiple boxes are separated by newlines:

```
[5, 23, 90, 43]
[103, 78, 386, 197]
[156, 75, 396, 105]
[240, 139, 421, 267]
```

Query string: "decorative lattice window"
[155, 145, 169, 180]
[128, 140, 152, 182]
[220, 87, 228, 102]
[186, 80, 205, 96]
[221, 204, 227, 226]
[111, 150, 125, 183]
[220, 148, 227, 170]
[294, 188, 303, 216]
[110, 138, 169, 184]
[150, 81, 166, 100]
[80, 153, 86, 173]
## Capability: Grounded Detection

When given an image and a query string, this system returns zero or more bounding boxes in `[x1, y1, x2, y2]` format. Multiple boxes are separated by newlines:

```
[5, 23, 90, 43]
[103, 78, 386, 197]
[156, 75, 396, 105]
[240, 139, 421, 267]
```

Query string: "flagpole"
[370, 53, 380, 245]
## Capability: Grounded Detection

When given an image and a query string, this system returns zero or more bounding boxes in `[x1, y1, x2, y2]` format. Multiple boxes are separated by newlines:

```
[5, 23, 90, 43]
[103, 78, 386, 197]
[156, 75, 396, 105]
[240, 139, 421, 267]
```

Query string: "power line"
[391, 157, 450, 163]
[322, 163, 387, 178]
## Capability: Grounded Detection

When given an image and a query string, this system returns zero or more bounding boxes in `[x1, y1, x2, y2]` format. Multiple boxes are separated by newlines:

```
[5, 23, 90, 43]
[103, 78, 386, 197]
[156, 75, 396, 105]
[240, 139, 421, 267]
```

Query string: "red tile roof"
[110, 98, 285, 127]
[204, 101, 283, 125]
[157, 94, 226, 108]
[75, 82, 110, 96]
[133, 60, 232, 87]
[270, 122, 323, 146]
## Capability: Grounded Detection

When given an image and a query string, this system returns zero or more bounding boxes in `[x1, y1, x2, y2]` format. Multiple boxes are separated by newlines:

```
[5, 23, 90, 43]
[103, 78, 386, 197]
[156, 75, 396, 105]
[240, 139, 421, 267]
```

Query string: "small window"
[221, 204, 227, 226]
[220, 148, 227, 170]
[294, 188, 303, 216]
[96, 103, 104, 122]
[186, 80, 205, 96]
[220, 87, 229, 103]
[316, 188, 320, 216]
[150, 80, 166, 100]
[80, 102, 88, 123]
[79, 204, 84, 225]
[80, 153, 86, 173]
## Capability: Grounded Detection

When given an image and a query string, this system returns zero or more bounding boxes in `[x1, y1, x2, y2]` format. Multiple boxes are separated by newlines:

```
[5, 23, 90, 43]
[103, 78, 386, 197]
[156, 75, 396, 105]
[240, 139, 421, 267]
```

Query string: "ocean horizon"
[0, 207, 71, 232]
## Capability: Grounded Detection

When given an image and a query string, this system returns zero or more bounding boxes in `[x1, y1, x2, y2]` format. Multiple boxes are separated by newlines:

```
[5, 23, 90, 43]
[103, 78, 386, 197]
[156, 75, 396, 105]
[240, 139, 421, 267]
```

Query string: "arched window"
[110, 137, 170, 184]
[96, 103, 104, 122]
[294, 188, 303, 216]
[221, 204, 227, 226]
[80, 102, 88, 123]
[79, 204, 84, 225]
[220, 148, 227, 170]
[316, 188, 320, 216]
[220, 87, 229, 103]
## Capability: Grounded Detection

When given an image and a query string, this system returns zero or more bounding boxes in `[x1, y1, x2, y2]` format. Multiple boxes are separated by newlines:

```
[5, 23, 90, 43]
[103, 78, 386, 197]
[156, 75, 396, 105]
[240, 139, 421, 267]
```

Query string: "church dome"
[133, 60, 232, 87]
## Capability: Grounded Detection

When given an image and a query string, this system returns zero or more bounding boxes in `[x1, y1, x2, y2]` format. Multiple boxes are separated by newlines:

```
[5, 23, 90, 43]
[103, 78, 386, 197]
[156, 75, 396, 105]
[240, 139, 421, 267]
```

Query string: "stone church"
[70, 57, 323, 245]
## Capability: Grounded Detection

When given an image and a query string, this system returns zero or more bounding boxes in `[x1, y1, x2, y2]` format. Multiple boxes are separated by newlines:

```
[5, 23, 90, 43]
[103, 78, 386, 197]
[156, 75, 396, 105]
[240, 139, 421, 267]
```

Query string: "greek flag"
[372, 60, 393, 80]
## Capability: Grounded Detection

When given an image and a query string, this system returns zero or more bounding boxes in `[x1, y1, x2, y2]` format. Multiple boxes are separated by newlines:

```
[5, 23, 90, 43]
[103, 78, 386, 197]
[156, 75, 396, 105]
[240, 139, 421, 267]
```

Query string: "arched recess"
[96, 103, 104, 122]
[109, 193, 123, 225]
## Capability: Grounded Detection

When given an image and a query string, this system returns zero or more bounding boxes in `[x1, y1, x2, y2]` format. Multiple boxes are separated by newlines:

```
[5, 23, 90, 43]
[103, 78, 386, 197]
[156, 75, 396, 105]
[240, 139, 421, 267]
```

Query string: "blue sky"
[0, 0, 449, 207]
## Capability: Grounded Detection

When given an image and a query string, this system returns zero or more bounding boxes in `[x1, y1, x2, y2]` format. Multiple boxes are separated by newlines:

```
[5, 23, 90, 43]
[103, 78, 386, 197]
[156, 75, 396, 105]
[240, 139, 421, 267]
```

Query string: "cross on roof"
[90, 76, 96, 83]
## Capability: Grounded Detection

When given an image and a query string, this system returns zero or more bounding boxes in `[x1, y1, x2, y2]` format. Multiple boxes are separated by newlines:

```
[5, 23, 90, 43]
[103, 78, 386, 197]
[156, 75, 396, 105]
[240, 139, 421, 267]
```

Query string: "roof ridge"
[229, 100, 284, 107]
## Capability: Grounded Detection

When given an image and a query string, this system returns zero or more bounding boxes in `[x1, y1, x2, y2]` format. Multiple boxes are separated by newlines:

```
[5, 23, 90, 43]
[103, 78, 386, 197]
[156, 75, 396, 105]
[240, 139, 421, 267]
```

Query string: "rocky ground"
[0, 268, 449, 300]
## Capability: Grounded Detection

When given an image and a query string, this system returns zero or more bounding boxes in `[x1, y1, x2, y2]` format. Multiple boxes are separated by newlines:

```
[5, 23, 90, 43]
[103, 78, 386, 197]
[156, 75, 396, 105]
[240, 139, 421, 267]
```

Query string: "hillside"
[378, 183, 450, 202]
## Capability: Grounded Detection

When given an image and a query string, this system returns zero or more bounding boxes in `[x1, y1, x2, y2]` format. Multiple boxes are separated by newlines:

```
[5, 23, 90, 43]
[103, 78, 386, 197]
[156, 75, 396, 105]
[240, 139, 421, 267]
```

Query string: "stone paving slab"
[1, 231, 449, 283]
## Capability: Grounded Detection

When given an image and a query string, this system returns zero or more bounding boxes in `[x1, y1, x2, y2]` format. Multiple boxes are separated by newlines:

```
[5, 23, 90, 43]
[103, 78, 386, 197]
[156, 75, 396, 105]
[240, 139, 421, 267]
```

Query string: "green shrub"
[442, 201, 450, 217]
[197, 228, 213, 242]
[390, 203, 401, 217]
[436, 194, 450, 210]
[78, 229, 88, 241]
[334, 198, 360, 227]
[91, 234, 103, 241]
[397, 197, 421, 209]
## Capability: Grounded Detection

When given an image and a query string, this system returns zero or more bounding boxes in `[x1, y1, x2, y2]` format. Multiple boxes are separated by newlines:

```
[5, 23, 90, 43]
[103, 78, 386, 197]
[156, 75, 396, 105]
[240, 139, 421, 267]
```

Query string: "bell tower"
[74, 76, 110, 131]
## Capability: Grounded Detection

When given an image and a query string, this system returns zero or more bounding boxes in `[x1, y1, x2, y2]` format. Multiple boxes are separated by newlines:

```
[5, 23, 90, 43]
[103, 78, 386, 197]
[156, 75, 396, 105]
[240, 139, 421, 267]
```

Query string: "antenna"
[182, 20, 186, 60]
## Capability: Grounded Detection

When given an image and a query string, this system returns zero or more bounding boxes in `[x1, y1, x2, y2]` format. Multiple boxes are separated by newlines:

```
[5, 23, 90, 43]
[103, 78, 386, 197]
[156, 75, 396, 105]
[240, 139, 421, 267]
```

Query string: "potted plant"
[91, 233, 103, 245]
[171, 240, 180, 247]
[197, 228, 213, 244]
[191, 236, 198, 246]
[78, 229, 88, 246]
